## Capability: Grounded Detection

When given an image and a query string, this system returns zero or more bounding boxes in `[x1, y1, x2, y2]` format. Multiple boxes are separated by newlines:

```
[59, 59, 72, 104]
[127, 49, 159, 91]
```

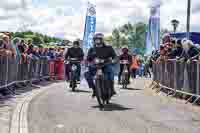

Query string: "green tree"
[112, 28, 121, 48]
[43, 35, 50, 43]
[111, 22, 147, 55]
[10, 31, 62, 46]
[32, 36, 44, 45]
[104, 36, 113, 45]
[12, 32, 24, 38]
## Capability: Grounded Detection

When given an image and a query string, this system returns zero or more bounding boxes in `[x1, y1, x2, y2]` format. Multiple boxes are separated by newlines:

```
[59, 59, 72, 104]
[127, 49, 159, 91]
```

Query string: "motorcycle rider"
[65, 40, 84, 83]
[84, 33, 117, 98]
[118, 47, 132, 84]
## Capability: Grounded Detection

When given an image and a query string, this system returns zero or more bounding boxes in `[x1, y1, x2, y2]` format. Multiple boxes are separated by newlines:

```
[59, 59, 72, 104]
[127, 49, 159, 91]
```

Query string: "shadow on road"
[92, 103, 133, 111]
[0, 80, 57, 104]
[120, 87, 142, 91]
[68, 89, 91, 93]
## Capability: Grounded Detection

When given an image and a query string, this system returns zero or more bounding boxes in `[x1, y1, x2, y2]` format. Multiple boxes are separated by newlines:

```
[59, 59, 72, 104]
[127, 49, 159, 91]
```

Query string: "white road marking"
[56, 124, 64, 128]
[10, 84, 57, 133]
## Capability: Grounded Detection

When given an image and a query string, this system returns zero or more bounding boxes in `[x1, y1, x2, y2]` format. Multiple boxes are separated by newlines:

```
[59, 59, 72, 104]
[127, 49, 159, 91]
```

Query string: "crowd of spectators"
[150, 34, 200, 64]
[0, 33, 65, 63]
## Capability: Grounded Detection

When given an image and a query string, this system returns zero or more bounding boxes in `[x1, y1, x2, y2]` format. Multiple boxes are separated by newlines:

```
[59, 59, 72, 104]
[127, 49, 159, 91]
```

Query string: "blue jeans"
[69, 63, 81, 81]
[84, 64, 114, 89]
[65, 63, 81, 81]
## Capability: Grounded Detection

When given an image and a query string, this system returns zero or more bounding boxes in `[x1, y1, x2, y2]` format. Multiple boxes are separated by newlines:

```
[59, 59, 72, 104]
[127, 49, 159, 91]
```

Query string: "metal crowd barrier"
[0, 55, 64, 93]
[152, 59, 200, 104]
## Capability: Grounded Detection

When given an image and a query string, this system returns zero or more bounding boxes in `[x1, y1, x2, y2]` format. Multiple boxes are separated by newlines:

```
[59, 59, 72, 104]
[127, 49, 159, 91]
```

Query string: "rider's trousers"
[69, 63, 81, 80]
[84, 64, 114, 90]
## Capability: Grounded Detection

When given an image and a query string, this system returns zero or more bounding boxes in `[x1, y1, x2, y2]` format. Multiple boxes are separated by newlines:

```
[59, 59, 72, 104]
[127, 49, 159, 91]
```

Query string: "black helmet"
[73, 40, 80, 47]
[93, 33, 104, 40]
[93, 33, 104, 46]
[122, 46, 128, 54]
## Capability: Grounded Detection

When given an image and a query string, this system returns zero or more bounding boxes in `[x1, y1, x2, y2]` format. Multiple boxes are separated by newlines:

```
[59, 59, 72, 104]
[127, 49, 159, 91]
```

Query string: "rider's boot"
[118, 76, 121, 85]
[92, 87, 96, 98]
[111, 81, 116, 96]
[69, 82, 72, 88]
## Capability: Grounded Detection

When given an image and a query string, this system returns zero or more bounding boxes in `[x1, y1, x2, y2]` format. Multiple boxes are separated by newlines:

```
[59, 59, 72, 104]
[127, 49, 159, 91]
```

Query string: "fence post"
[174, 60, 177, 93]
[197, 62, 200, 95]
[5, 56, 8, 86]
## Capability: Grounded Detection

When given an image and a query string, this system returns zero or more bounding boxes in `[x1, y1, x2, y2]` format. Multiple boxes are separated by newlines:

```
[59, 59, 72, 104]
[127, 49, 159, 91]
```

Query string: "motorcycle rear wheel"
[122, 74, 128, 89]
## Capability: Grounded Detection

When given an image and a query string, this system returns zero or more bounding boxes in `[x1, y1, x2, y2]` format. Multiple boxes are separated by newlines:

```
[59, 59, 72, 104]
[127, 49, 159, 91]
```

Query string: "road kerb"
[9, 85, 53, 133]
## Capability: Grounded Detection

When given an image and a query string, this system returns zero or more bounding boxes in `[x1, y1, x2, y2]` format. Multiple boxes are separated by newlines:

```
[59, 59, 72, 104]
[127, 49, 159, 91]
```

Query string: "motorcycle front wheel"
[71, 80, 76, 92]
[95, 77, 104, 110]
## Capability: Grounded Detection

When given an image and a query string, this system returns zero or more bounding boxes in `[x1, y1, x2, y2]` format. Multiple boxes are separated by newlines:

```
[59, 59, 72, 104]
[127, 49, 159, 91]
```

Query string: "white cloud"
[0, 0, 199, 40]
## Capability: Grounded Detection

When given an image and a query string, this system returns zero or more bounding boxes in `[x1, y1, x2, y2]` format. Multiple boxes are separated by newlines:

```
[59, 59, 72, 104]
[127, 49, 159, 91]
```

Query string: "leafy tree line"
[10, 31, 62, 46]
[105, 22, 147, 55]
[104, 21, 174, 55]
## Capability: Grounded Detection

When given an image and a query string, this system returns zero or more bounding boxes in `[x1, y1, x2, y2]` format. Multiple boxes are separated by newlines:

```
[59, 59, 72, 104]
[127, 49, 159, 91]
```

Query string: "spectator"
[0, 39, 3, 48]
[38, 46, 44, 56]
[32, 46, 40, 59]
[27, 44, 34, 55]
[137, 55, 144, 77]
[2, 35, 10, 49]
[195, 44, 200, 51]
[182, 40, 200, 61]
[151, 50, 160, 61]
[2, 35, 16, 56]
[12, 37, 21, 62]
[56, 47, 63, 58]
[143, 55, 151, 78]
[18, 39, 26, 54]
[0, 39, 5, 55]
[43, 47, 49, 56]
[47, 48, 56, 59]
[149, 50, 160, 70]
[162, 33, 171, 46]
[131, 54, 140, 79]
[156, 45, 167, 62]
[168, 39, 184, 59]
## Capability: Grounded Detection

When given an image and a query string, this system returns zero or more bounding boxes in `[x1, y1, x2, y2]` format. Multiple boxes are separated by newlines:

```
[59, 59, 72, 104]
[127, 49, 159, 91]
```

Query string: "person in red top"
[130, 54, 140, 79]
[118, 47, 132, 84]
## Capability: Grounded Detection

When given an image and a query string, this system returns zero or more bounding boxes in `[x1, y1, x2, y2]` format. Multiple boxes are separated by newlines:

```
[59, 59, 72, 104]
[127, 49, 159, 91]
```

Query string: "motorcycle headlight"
[72, 65, 77, 71]
[124, 70, 128, 73]
[95, 58, 100, 64]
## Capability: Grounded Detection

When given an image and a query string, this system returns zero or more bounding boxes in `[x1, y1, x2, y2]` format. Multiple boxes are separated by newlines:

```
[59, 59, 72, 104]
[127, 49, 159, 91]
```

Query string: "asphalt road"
[28, 79, 200, 133]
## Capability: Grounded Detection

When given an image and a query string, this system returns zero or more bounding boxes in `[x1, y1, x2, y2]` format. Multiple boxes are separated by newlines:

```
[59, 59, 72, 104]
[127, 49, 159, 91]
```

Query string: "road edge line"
[9, 84, 55, 133]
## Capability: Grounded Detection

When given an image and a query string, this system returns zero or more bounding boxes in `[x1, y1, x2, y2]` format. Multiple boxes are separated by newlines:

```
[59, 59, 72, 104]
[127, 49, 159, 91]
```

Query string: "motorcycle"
[66, 58, 81, 92]
[94, 58, 113, 110]
[120, 60, 129, 89]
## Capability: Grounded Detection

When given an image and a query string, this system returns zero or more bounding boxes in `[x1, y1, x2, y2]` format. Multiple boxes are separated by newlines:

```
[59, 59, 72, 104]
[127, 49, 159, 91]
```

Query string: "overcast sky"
[0, 0, 199, 40]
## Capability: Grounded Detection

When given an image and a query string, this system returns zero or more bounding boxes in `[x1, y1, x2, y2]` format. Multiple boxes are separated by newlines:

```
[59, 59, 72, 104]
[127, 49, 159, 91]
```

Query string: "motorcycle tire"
[122, 72, 129, 89]
[95, 77, 104, 110]
[71, 80, 76, 92]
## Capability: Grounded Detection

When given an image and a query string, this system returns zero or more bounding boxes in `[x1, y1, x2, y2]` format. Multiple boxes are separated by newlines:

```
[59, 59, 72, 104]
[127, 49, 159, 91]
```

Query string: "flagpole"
[186, 0, 191, 39]
[82, 1, 96, 54]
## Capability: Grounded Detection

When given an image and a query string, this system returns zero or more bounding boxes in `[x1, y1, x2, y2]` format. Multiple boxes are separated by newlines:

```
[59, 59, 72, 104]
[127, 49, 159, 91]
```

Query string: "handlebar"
[65, 58, 81, 64]
[120, 60, 129, 64]
[94, 58, 105, 64]
[93, 58, 114, 68]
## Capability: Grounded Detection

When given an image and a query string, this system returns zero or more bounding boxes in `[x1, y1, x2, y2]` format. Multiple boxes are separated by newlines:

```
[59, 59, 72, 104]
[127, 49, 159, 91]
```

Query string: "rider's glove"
[64, 60, 69, 64]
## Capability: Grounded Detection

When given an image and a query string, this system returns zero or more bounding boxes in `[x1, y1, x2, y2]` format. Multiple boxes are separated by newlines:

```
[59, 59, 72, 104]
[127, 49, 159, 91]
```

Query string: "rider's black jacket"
[87, 44, 117, 62]
[65, 47, 84, 61]
[119, 53, 132, 65]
